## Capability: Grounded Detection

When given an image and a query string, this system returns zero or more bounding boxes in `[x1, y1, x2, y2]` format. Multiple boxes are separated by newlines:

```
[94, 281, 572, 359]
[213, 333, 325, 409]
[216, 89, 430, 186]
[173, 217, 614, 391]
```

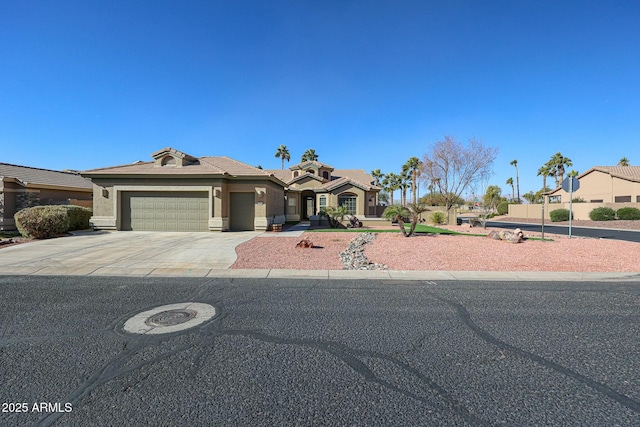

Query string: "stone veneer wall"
[16, 192, 40, 210]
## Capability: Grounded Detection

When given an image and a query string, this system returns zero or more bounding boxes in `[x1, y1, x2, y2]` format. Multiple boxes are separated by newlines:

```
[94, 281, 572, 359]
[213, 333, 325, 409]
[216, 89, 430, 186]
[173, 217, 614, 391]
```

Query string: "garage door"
[121, 192, 209, 231]
[229, 192, 255, 231]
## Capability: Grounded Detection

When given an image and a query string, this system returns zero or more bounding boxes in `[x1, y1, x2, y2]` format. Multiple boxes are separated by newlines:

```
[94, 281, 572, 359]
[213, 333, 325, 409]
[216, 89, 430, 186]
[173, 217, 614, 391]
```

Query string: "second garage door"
[121, 192, 209, 231]
[229, 192, 255, 231]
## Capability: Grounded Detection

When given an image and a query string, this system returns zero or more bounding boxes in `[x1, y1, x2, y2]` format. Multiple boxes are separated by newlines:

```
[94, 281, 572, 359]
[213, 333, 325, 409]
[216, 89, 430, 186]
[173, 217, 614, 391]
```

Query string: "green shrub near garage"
[589, 207, 616, 221]
[616, 207, 640, 220]
[14, 206, 70, 239]
[549, 208, 572, 222]
[61, 205, 93, 230]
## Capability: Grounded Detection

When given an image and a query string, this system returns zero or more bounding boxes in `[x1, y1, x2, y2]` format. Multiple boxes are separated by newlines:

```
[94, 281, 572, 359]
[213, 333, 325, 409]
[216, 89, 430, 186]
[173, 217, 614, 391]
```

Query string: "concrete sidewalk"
[0, 265, 637, 282]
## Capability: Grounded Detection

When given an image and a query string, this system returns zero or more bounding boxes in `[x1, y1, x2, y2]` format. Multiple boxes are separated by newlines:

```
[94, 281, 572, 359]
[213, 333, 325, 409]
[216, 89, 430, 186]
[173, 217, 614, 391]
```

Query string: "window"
[306, 169, 315, 175]
[287, 196, 297, 214]
[637, 196, 640, 203]
[319, 196, 326, 210]
[161, 156, 176, 166]
[615, 196, 631, 203]
[322, 171, 329, 179]
[338, 194, 357, 214]
[590, 199, 603, 203]
[293, 171, 299, 178]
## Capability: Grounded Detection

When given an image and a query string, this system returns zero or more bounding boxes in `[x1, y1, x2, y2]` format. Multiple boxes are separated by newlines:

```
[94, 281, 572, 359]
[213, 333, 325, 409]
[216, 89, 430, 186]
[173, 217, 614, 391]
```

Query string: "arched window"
[293, 171, 299, 177]
[322, 171, 329, 179]
[306, 169, 315, 175]
[338, 193, 357, 215]
[161, 156, 176, 166]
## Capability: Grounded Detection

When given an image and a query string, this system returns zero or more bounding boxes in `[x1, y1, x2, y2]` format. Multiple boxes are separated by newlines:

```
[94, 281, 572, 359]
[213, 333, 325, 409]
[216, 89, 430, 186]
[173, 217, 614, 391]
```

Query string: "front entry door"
[305, 197, 315, 219]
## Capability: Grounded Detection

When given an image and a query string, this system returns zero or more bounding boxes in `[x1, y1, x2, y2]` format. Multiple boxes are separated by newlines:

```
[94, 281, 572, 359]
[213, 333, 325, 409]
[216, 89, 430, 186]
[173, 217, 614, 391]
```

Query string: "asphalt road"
[486, 220, 640, 242]
[1, 275, 639, 426]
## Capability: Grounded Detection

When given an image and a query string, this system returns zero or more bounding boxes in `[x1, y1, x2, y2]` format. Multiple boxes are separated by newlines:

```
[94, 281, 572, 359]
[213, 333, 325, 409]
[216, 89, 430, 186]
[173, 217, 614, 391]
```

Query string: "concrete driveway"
[0, 231, 260, 276]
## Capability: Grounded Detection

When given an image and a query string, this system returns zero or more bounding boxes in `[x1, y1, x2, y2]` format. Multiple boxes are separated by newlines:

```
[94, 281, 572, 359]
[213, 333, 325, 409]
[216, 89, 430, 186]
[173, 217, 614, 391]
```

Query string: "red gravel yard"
[232, 230, 640, 272]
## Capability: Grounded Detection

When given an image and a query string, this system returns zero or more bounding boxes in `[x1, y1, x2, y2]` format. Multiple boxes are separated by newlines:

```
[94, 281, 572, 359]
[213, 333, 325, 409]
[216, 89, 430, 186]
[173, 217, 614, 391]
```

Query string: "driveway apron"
[0, 231, 260, 276]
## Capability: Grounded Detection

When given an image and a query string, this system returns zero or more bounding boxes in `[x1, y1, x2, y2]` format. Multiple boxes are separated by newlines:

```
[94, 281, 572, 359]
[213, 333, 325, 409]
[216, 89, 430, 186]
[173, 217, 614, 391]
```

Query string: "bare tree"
[421, 136, 498, 213]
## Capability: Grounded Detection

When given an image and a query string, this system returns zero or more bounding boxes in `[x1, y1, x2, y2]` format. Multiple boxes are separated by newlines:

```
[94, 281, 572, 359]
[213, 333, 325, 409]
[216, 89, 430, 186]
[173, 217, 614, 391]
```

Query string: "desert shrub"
[549, 208, 572, 222]
[616, 207, 640, 220]
[589, 207, 616, 221]
[14, 206, 70, 238]
[497, 201, 509, 215]
[430, 211, 446, 224]
[61, 205, 93, 230]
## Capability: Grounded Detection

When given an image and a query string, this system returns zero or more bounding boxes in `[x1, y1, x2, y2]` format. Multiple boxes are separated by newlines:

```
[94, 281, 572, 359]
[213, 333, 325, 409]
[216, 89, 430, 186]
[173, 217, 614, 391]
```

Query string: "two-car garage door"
[121, 191, 256, 231]
[121, 192, 209, 231]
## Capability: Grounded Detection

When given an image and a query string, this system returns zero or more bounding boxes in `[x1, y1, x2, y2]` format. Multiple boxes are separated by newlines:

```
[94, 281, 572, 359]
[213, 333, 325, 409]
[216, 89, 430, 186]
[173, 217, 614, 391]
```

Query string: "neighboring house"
[0, 163, 93, 231]
[266, 161, 381, 221]
[81, 148, 287, 232]
[547, 166, 640, 203]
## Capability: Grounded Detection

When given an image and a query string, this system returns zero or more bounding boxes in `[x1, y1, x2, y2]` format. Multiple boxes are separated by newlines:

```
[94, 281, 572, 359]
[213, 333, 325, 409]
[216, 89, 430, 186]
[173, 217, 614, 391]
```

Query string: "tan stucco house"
[0, 163, 93, 231]
[547, 166, 640, 203]
[81, 148, 286, 232]
[266, 161, 381, 221]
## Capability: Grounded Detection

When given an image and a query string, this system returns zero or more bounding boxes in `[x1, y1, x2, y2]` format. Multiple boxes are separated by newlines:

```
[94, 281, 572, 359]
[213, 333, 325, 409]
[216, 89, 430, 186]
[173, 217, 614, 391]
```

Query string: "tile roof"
[289, 160, 334, 171]
[264, 168, 380, 191]
[592, 166, 640, 182]
[82, 155, 283, 181]
[0, 162, 93, 190]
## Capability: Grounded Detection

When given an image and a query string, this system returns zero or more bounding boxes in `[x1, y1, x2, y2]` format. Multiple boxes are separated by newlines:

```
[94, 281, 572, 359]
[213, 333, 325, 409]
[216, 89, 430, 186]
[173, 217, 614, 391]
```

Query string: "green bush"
[61, 205, 93, 230]
[497, 201, 509, 215]
[429, 211, 446, 224]
[616, 207, 640, 220]
[549, 208, 572, 222]
[14, 206, 70, 238]
[589, 207, 616, 221]
[571, 197, 586, 203]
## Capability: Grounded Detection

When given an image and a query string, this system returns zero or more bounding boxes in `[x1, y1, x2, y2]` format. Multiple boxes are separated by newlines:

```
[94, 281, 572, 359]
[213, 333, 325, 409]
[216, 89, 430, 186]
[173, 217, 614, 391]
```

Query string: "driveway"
[0, 231, 260, 276]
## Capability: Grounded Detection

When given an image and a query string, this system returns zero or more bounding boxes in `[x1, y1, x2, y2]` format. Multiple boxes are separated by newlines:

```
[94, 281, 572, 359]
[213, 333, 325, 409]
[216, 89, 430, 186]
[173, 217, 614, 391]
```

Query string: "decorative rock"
[487, 230, 501, 240]
[339, 232, 387, 270]
[487, 229, 523, 243]
[295, 239, 314, 248]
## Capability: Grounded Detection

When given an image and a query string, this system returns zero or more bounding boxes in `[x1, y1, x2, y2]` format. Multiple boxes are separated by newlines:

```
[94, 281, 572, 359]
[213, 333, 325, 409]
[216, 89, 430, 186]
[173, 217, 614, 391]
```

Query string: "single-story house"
[81, 148, 287, 232]
[266, 161, 381, 221]
[0, 163, 93, 231]
[546, 166, 640, 203]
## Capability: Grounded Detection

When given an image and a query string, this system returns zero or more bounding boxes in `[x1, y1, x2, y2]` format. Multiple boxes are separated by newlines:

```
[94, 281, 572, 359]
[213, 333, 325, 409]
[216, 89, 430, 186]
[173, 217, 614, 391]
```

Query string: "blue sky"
[2, 0, 639, 201]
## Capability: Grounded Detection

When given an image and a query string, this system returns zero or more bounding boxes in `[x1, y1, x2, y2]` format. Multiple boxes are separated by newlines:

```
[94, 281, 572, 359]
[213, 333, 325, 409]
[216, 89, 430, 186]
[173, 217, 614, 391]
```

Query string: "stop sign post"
[562, 177, 580, 238]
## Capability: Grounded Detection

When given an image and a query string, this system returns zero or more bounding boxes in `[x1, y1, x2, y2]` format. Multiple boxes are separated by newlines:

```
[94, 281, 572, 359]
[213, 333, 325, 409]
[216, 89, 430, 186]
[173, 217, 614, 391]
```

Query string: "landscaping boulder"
[487, 228, 523, 243]
[487, 230, 501, 240]
[295, 239, 314, 248]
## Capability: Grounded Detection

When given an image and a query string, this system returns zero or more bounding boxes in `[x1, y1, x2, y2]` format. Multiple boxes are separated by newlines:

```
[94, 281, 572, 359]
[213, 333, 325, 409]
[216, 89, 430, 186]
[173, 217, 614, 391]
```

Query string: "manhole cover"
[145, 309, 197, 327]
[123, 302, 215, 335]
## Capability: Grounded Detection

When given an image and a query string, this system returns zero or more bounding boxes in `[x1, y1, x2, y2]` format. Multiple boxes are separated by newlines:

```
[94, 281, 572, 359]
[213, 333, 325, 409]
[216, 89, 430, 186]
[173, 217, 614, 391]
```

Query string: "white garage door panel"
[122, 192, 209, 231]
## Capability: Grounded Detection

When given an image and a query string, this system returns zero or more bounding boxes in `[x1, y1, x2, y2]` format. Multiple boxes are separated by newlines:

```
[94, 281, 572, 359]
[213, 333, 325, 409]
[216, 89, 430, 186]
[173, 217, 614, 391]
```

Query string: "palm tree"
[618, 157, 630, 166]
[548, 152, 572, 188]
[568, 170, 579, 177]
[301, 149, 319, 162]
[382, 202, 429, 237]
[381, 172, 401, 206]
[506, 177, 514, 201]
[510, 159, 520, 202]
[403, 157, 422, 205]
[537, 164, 554, 192]
[399, 171, 411, 206]
[370, 169, 384, 186]
[274, 145, 290, 170]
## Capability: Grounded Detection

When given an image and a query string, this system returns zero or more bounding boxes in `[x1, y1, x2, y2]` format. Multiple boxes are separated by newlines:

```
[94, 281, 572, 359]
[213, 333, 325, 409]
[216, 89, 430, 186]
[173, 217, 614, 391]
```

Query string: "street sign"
[562, 177, 580, 192]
